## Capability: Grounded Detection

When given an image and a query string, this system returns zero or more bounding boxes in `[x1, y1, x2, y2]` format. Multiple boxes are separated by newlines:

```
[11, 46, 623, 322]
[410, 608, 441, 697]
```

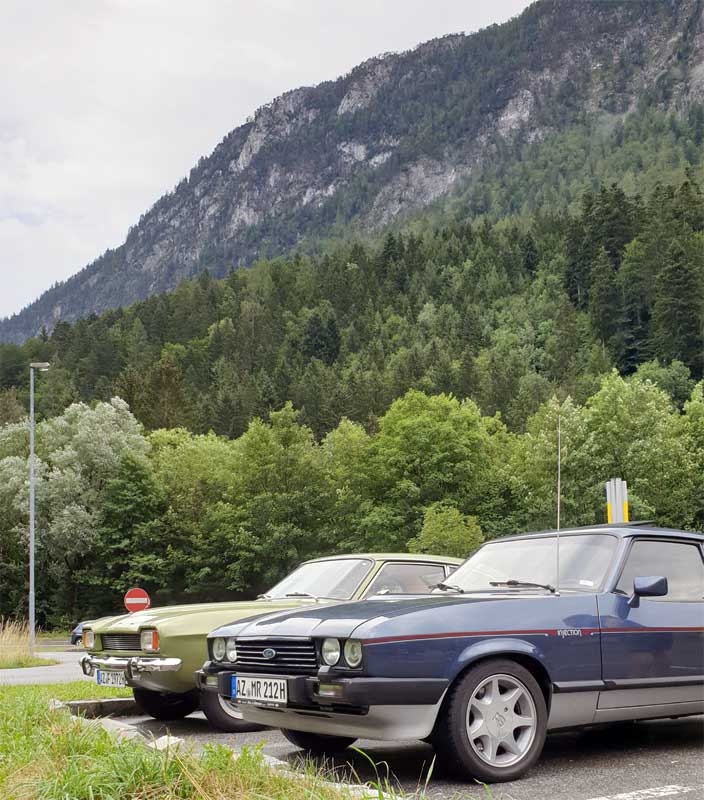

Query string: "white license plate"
[96, 669, 126, 688]
[231, 674, 287, 707]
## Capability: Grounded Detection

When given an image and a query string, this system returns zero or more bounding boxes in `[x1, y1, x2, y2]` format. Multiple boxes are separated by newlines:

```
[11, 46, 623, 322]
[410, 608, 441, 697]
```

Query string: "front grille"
[235, 638, 318, 675]
[101, 633, 141, 651]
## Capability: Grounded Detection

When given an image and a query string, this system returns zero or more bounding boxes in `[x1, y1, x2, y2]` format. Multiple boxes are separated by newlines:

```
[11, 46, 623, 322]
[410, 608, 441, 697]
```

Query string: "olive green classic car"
[80, 553, 460, 731]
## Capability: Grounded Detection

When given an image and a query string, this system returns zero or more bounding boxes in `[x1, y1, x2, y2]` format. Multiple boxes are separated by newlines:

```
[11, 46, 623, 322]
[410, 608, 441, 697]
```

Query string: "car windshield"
[265, 558, 374, 600]
[448, 534, 618, 593]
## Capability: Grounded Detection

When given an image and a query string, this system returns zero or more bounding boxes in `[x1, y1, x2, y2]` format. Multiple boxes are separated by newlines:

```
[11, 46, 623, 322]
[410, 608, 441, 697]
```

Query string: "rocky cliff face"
[2, 0, 703, 343]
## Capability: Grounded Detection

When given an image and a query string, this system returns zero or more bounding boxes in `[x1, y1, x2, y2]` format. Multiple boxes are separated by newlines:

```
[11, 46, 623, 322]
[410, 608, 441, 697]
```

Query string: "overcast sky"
[1, 0, 531, 320]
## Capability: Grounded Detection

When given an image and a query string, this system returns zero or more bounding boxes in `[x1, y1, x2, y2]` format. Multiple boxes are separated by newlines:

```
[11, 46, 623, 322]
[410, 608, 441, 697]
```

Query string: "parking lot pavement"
[0, 649, 89, 685]
[117, 712, 704, 800]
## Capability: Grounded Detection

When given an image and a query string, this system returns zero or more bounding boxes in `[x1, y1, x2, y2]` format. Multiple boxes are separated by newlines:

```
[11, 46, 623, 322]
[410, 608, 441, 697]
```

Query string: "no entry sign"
[124, 587, 151, 613]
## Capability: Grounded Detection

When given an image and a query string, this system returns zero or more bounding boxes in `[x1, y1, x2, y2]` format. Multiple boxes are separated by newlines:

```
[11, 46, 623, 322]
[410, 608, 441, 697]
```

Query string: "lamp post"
[28, 361, 50, 654]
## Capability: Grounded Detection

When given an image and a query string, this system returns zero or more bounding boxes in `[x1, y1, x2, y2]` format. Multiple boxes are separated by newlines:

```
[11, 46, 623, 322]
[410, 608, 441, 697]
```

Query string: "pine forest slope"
[1, 0, 703, 343]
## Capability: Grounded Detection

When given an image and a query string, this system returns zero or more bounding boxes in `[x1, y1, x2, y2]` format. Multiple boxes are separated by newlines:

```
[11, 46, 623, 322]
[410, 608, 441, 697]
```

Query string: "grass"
[0, 682, 132, 703]
[38, 629, 74, 640]
[0, 655, 59, 669]
[0, 620, 59, 669]
[0, 683, 398, 800]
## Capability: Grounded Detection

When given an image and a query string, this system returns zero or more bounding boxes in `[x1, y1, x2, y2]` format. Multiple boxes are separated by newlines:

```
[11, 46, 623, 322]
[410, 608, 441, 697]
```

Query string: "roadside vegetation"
[0, 683, 393, 800]
[0, 177, 702, 625]
[1, 366, 703, 626]
[0, 620, 57, 669]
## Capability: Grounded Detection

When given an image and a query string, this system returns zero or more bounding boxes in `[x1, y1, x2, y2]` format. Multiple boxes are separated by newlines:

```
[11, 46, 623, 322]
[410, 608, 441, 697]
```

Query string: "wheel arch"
[449, 640, 553, 711]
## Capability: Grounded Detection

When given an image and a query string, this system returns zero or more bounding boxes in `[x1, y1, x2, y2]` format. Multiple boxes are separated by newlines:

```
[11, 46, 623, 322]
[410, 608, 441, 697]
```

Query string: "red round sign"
[124, 587, 151, 613]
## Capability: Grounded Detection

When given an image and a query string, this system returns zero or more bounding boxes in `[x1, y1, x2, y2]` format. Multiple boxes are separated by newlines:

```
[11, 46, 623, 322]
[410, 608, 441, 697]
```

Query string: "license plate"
[231, 674, 287, 707]
[96, 669, 126, 688]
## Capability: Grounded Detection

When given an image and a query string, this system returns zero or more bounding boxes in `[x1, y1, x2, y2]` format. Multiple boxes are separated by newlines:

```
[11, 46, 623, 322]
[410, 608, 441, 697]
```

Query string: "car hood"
[89, 599, 314, 635]
[218, 593, 529, 640]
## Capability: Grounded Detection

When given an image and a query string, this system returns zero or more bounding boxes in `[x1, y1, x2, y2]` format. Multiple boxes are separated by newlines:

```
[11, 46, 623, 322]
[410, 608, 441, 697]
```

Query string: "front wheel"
[200, 690, 267, 733]
[281, 729, 356, 755]
[433, 659, 547, 783]
[132, 688, 199, 721]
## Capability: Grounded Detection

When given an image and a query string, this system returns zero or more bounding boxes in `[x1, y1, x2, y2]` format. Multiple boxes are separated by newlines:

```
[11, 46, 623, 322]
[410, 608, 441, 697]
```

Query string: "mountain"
[1, 0, 703, 343]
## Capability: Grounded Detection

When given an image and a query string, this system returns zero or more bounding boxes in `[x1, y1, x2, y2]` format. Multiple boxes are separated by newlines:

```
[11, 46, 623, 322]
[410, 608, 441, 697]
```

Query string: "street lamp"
[28, 361, 49, 654]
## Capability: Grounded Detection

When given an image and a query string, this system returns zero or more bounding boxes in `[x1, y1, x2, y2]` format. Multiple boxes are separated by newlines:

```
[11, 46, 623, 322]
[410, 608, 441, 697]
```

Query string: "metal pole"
[556, 410, 561, 594]
[29, 367, 35, 655]
[556, 411, 561, 531]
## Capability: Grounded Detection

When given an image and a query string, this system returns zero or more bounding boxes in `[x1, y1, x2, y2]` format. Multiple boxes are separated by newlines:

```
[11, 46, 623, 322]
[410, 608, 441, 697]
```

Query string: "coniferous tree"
[589, 247, 619, 344]
[651, 239, 704, 376]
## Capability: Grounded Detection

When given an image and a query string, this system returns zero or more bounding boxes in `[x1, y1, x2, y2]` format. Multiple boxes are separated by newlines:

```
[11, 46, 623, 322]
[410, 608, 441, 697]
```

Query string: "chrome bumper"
[80, 654, 182, 678]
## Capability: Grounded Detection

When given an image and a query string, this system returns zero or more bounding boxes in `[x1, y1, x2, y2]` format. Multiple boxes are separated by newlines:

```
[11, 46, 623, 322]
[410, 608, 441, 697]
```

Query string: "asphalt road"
[118, 710, 704, 800]
[0, 649, 89, 685]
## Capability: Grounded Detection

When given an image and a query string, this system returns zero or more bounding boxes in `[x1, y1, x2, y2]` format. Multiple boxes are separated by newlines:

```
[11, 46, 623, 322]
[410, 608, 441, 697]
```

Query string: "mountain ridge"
[2, 0, 703, 343]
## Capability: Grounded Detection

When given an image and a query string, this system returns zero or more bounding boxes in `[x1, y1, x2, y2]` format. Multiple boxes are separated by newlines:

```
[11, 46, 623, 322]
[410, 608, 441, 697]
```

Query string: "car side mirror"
[629, 575, 668, 607]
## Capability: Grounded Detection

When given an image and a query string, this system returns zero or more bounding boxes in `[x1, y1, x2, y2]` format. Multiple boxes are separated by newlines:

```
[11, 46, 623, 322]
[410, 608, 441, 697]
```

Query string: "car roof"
[303, 553, 464, 565]
[488, 522, 703, 543]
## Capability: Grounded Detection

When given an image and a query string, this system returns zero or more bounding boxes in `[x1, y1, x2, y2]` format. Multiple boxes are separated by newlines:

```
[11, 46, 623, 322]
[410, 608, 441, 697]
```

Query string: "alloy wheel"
[465, 673, 537, 767]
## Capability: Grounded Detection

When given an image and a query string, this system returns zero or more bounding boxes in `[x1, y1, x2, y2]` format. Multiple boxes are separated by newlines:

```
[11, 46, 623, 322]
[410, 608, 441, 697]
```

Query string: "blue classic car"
[199, 525, 704, 783]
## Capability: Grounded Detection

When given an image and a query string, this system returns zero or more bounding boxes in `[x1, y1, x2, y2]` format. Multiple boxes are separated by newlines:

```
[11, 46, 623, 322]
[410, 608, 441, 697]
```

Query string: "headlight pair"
[321, 637, 363, 668]
[212, 637, 237, 662]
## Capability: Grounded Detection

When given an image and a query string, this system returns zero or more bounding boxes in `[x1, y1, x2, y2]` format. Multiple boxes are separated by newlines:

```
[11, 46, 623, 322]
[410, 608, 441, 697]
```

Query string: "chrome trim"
[101, 633, 142, 651]
[80, 654, 181, 677]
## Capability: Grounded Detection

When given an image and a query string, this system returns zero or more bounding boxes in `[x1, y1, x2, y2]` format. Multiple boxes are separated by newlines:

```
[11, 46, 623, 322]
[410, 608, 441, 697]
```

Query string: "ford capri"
[80, 553, 460, 731]
[201, 525, 704, 782]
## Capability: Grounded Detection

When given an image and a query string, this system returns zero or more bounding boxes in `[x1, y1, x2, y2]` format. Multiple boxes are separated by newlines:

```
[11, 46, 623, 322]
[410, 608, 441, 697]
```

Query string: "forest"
[1, 178, 702, 436]
[1, 373, 703, 626]
[0, 176, 702, 625]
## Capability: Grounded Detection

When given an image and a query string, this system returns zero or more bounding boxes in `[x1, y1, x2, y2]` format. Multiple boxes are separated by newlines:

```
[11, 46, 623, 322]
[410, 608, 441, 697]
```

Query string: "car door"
[597, 537, 704, 713]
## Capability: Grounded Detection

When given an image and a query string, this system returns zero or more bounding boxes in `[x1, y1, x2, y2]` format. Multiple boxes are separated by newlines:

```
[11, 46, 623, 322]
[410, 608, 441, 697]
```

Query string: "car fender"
[451, 636, 552, 689]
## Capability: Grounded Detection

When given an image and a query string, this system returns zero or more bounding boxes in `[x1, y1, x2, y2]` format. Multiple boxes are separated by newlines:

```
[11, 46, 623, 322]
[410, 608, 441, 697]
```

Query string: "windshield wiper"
[285, 591, 318, 599]
[433, 582, 465, 593]
[257, 593, 271, 599]
[489, 580, 556, 593]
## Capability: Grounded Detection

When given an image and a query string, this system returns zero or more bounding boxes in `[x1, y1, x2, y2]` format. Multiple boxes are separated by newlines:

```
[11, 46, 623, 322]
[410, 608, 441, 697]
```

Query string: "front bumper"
[198, 663, 448, 741]
[80, 654, 182, 680]
[197, 661, 448, 708]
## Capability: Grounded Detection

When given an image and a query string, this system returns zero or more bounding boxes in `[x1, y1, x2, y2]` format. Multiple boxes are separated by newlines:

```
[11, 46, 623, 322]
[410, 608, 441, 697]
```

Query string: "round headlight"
[212, 637, 226, 661]
[226, 637, 237, 662]
[343, 639, 363, 668]
[321, 637, 341, 666]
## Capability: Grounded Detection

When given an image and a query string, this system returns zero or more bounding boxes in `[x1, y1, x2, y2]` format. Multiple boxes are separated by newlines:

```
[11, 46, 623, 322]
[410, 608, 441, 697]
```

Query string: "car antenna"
[555, 407, 561, 596]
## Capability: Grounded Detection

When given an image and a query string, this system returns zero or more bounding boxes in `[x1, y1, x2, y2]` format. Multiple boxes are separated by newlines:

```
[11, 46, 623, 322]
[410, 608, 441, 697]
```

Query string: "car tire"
[281, 729, 356, 755]
[200, 690, 267, 732]
[434, 658, 547, 783]
[132, 688, 200, 721]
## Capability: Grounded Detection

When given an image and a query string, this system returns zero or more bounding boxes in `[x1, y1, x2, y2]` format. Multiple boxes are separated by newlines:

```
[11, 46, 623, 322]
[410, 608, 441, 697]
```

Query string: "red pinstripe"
[363, 626, 704, 645]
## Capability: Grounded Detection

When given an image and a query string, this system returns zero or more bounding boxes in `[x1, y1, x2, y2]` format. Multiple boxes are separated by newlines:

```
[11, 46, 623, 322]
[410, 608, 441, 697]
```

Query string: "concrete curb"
[259, 753, 382, 798]
[50, 698, 187, 751]
[51, 699, 381, 798]
[65, 698, 139, 718]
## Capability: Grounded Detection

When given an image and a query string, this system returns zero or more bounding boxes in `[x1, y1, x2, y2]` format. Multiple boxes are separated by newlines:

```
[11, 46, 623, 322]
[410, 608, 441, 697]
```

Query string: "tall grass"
[0, 684, 397, 800]
[0, 619, 56, 668]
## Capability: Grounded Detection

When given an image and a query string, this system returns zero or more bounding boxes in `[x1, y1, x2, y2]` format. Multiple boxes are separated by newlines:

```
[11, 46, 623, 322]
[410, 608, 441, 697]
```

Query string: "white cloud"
[0, 0, 530, 319]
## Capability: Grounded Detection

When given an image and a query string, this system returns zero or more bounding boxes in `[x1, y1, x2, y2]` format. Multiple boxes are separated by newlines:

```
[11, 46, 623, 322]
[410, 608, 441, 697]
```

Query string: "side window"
[364, 563, 446, 597]
[616, 540, 704, 602]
